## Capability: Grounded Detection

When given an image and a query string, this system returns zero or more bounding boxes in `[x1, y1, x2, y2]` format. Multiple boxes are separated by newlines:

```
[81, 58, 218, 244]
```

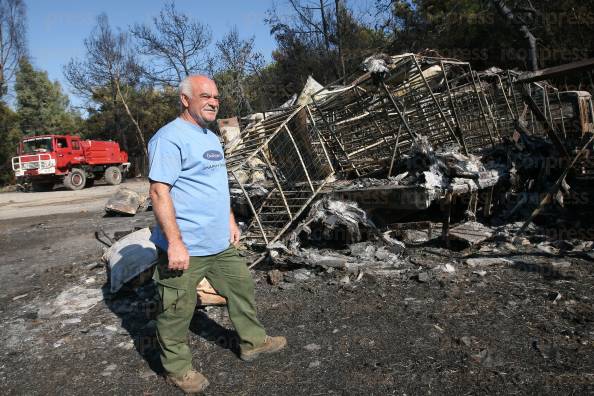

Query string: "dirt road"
[0, 179, 149, 220]
[0, 178, 152, 301]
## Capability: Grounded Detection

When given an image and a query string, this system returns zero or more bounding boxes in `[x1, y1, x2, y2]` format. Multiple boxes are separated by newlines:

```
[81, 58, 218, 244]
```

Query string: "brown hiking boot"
[240, 335, 287, 362]
[166, 369, 209, 394]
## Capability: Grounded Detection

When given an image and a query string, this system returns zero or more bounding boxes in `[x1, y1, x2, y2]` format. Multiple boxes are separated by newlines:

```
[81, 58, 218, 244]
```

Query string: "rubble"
[448, 221, 494, 246]
[105, 188, 143, 216]
[303, 343, 322, 352]
[103, 227, 157, 293]
[286, 198, 378, 248]
[465, 257, 514, 268]
[417, 272, 430, 283]
[220, 52, 594, 275]
[266, 269, 283, 285]
[259, 196, 408, 277]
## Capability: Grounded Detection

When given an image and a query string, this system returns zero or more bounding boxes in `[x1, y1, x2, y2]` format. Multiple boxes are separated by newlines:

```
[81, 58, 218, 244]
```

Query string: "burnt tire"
[64, 168, 86, 191]
[104, 166, 122, 185]
[31, 181, 54, 192]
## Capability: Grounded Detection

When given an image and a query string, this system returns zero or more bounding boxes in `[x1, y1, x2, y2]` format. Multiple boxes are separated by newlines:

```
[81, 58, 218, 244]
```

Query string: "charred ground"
[1, 201, 593, 395]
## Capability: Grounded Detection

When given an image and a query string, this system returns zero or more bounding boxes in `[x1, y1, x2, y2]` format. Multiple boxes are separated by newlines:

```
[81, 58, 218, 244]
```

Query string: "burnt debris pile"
[220, 52, 594, 267]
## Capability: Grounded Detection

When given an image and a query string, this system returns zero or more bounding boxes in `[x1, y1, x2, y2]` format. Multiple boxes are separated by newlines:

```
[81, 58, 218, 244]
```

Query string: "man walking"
[148, 75, 286, 393]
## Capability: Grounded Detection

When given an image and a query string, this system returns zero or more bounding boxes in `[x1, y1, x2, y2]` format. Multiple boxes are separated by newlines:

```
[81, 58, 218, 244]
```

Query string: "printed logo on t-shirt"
[203, 150, 223, 161]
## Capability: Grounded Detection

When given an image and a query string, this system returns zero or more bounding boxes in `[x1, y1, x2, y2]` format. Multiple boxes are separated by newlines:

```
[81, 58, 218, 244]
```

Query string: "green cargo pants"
[154, 244, 266, 376]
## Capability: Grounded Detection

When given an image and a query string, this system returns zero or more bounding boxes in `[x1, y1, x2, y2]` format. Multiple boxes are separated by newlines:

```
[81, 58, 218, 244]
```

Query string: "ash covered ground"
[1, 195, 594, 395]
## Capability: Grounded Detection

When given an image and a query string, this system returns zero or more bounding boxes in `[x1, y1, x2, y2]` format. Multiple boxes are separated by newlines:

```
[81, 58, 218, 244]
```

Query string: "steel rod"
[232, 170, 268, 245]
[283, 125, 315, 192]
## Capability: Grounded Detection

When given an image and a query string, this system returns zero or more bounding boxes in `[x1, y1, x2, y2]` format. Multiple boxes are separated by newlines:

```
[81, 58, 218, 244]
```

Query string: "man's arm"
[150, 181, 189, 270]
[230, 209, 241, 246]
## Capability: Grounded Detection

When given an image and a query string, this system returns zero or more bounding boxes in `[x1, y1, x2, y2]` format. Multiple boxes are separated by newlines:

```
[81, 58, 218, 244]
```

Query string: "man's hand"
[150, 181, 188, 270]
[167, 239, 190, 270]
[230, 219, 241, 246]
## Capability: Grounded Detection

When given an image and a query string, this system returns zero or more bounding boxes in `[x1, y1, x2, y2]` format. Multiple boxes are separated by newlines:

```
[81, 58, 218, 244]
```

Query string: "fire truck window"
[72, 141, 80, 150]
[56, 138, 68, 148]
[23, 138, 53, 153]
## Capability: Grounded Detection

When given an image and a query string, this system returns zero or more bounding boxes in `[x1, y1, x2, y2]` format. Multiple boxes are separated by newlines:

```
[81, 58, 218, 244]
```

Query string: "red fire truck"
[12, 134, 130, 191]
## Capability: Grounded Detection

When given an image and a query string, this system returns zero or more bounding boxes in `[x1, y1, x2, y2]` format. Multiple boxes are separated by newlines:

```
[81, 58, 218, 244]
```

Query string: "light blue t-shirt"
[148, 117, 230, 256]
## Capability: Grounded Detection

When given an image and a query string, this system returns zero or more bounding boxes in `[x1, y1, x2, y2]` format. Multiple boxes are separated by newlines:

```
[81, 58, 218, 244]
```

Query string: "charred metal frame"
[477, 70, 578, 145]
[226, 105, 334, 246]
[310, 54, 500, 176]
[226, 54, 594, 249]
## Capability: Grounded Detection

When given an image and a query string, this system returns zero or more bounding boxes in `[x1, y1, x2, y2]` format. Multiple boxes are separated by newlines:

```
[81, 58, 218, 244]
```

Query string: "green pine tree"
[15, 58, 80, 136]
[0, 102, 21, 185]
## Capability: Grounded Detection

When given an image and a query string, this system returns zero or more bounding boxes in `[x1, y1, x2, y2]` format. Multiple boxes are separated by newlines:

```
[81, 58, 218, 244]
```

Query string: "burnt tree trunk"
[335, 0, 346, 81]
[115, 82, 149, 167]
[491, 0, 538, 71]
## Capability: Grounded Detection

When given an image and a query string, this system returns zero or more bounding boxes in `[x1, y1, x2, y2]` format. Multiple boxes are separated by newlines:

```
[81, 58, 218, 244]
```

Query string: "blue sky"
[26, 0, 278, 108]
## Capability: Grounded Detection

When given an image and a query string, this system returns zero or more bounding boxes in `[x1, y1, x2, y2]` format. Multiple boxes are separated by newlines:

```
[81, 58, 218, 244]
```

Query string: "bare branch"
[0, 0, 27, 96]
[63, 13, 144, 153]
[214, 27, 265, 116]
[490, 0, 538, 71]
[130, 1, 211, 85]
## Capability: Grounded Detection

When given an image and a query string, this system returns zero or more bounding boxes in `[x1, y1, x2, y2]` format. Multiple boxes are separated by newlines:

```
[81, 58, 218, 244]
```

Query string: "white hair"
[179, 76, 193, 99]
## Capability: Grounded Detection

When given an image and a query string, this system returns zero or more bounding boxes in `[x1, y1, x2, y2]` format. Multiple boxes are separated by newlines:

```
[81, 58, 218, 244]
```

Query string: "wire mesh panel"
[383, 56, 462, 149]
[225, 105, 334, 247]
[478, 70, 571, 141]
[311, 54, 491, 176]
[428, 62, 497, 153]
[479, 71, 518, 142]
[311, 85, 403, 176]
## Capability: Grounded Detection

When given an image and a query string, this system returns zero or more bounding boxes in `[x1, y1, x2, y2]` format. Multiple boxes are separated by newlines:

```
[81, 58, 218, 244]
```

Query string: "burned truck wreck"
[220, 52, 594, 266]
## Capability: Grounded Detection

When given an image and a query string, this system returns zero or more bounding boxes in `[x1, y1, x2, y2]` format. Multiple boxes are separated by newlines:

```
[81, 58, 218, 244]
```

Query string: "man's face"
[182, 78, 219, 126]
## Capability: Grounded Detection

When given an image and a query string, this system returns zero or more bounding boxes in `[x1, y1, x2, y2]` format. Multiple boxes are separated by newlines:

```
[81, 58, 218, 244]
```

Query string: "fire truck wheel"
[105, 166, 122, 185]
[64, 169, 87, 191]
[31, 181, 54, 192]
